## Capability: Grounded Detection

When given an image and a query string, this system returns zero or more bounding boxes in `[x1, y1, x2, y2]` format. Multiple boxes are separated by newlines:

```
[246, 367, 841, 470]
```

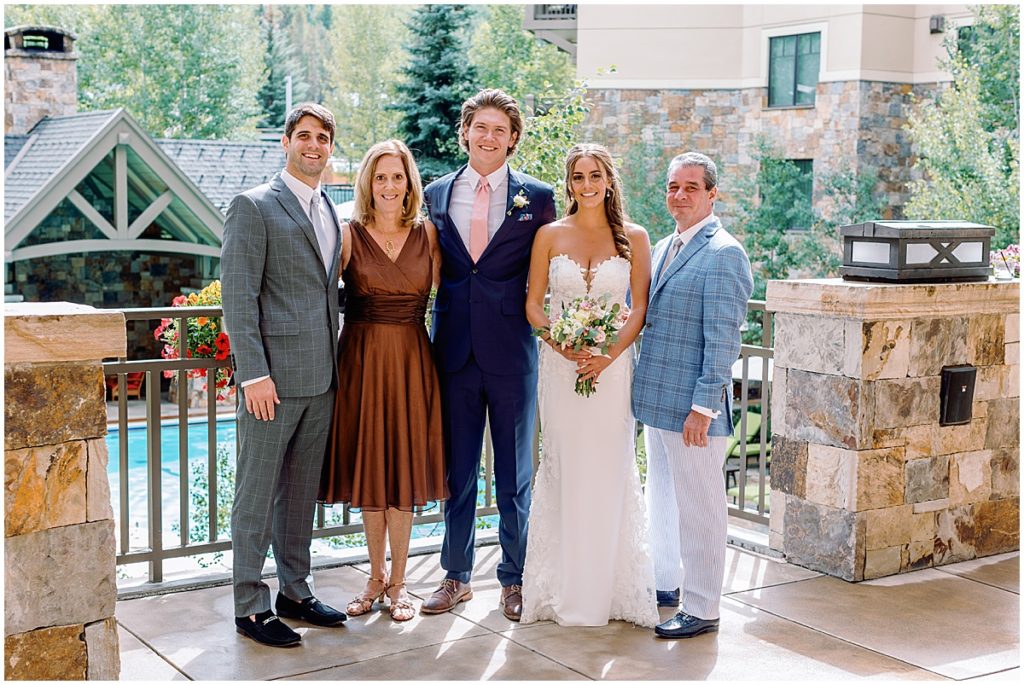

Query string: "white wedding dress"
[521, 254, 659, 627]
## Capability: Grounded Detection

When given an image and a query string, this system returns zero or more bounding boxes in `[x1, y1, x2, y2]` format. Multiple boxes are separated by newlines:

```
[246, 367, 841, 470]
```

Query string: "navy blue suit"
[424, 164, 556, 586]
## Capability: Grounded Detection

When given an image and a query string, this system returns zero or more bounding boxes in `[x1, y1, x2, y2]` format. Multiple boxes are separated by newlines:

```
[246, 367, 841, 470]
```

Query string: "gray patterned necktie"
[658, 234, 685, 284]
[309, 192, 333, 275]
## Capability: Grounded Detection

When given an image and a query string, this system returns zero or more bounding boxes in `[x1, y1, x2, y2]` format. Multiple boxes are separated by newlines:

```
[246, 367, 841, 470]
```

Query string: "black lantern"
[840, 221, 994, 283]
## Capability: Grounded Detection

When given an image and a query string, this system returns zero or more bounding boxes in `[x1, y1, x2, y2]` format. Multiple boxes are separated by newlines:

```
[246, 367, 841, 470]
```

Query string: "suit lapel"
[649, 219, 720, 300]
[439, 166, 472, 263]
[271, 175, 327, 271]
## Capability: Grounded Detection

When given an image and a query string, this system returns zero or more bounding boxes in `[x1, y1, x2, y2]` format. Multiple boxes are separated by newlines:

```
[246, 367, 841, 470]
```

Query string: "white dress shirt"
[665, 212, 721, 420]
[449, 164, 509, 251]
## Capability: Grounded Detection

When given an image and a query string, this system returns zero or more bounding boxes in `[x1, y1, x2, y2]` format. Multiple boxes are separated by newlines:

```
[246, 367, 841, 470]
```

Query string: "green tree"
[469, 4, 575, 106]
[326, 4, 411, 169]
[394, 4, 478, 181]
[515, 82, 590, 207]
[279, 4, 334, 105]
[5, 4, 265, 139]
[905, 5, 1019, 248]
[620, 142, 676, 242]
[735, 138, 880, 301]
[257, 5, 310, 130]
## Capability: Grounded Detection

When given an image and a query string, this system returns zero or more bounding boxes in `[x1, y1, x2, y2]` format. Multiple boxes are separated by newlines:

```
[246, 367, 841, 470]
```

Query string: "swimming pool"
[106, 419, 496, 553]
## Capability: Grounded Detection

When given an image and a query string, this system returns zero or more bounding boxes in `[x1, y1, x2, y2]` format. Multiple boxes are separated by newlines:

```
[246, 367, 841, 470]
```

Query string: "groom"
[420, 89, 556, 621]
[633, 152, 753, 638]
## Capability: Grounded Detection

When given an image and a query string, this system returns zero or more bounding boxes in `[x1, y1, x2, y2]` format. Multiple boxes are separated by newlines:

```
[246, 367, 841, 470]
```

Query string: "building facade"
[533, 4, 973, 221]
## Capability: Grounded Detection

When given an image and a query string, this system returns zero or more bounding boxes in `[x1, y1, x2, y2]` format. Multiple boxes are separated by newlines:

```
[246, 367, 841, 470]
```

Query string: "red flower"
[163, 370, 174, 379]
[216, 377, 228, 388]
[196, 344, 212, 355]
[153, 325, 164, 340]
[195, 368, 207, 378]
[172, 295, 187, 306]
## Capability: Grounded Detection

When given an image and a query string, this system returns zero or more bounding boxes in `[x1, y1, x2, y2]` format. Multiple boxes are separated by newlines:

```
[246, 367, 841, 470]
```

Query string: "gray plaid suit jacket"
[632, 216, 753, 436]
[221, 173, 341, 397]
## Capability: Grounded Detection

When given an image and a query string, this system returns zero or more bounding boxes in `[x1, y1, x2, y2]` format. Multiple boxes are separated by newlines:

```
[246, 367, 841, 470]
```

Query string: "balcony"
[523, 4, 578, 58]
[117, 546, 1019, 679]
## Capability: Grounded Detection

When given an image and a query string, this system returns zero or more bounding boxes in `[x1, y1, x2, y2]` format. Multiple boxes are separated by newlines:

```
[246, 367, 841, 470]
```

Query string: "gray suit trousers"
[231, 390, 334, 617]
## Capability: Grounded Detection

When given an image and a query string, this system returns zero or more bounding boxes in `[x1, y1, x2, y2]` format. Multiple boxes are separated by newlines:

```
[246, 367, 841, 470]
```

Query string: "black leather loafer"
[656, 588, 680, 607]
[235, 610, 301, 647]
[275, 594, 347, 627]
[654, 611, 719, 639]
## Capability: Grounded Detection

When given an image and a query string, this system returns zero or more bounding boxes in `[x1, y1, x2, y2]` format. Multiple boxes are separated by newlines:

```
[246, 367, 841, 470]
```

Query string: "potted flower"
[155, 280, 234, 403]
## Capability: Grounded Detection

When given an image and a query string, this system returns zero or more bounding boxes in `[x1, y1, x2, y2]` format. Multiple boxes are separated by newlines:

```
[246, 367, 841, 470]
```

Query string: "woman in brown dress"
[320, 139, 446, 621]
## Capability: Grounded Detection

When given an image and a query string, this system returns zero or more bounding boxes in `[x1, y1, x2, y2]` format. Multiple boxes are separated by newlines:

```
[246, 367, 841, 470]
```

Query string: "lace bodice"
[547, 254, 631, 318]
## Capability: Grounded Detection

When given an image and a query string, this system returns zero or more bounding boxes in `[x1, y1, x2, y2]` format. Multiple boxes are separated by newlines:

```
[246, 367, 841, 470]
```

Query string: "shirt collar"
[675, 212, 716, 244]
[281, 168, 321, 207]
[464, 163, 508, 191]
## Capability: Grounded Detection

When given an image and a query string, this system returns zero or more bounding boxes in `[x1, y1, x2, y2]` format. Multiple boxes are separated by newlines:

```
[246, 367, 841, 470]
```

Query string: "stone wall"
[4, 49, 78, 135]
[4, 302, 126, 680]
[766, 279, 1019, 581]
[579, 80, 941, 220]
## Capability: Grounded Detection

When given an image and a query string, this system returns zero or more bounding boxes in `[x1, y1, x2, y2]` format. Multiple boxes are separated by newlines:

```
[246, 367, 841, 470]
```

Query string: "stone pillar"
[4, 302, 126, 680]
[767, 278, 1019, 581]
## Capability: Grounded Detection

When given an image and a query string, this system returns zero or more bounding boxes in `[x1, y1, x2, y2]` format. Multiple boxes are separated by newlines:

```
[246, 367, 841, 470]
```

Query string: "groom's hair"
[284, 103, 336, 145]
[458, 89, 524, 158]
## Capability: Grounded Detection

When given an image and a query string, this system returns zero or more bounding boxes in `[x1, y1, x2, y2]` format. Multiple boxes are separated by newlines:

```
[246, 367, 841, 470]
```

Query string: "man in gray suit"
[632, 152, 753, 639]
[221, 103, 347, 647]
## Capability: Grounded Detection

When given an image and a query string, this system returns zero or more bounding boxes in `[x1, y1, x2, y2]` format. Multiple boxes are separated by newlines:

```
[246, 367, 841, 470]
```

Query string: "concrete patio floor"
[116, 545, 1020, 681]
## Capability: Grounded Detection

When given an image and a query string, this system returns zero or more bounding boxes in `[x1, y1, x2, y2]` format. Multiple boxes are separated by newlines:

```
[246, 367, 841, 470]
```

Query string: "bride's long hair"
[563, 144, 632, 263]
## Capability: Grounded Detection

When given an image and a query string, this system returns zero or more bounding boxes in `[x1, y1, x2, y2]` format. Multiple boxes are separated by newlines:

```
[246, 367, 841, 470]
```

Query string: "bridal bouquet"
[535, 294, 629, 397]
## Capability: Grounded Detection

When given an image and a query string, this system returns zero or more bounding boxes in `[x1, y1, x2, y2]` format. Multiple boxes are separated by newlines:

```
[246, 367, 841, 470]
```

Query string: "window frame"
[767, 31, 822, 109]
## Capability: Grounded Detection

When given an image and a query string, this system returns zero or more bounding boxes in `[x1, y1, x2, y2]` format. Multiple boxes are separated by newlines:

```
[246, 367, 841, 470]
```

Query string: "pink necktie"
[470, 178, 490, 262]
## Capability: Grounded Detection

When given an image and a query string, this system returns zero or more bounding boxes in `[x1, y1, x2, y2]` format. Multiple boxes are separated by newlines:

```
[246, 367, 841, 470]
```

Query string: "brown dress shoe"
[420, 579, 473, 615]
[500, 584, 523, 622]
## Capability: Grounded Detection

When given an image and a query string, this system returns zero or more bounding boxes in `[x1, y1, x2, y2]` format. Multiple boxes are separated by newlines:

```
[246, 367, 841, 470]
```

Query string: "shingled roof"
[4, 109, 120, 222]
[156, 139, 284, 212]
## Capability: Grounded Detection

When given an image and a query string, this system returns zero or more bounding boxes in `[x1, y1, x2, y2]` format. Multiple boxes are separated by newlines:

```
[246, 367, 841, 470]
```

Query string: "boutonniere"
[508, 189, 530, 216]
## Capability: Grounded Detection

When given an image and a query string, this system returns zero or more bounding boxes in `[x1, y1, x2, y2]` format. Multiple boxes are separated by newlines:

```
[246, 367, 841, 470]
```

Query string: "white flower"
[508, 189, 530, 214]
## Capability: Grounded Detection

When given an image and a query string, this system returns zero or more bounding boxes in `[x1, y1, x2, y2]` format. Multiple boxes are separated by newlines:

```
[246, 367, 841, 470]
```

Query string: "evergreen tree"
[394, 4, 478, 181]
[257, 5, 310, 130]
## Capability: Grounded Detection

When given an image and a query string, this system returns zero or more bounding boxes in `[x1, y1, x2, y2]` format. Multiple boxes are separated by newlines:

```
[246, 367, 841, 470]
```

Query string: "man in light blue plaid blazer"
[632, 152, 753, 639]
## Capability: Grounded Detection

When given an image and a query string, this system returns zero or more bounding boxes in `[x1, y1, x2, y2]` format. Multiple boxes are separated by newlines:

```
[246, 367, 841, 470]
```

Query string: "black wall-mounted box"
[940, 365, 977, 426]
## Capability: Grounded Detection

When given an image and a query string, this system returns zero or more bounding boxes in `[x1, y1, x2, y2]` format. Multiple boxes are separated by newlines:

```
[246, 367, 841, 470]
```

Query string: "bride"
[521, 143, 658, 627]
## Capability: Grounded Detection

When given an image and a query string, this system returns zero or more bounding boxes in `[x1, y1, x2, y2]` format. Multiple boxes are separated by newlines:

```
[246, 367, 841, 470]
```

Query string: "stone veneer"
[4, 39, 78, 135]
[580, 80, 941, 220]
[4, 302, 125, 680]
[766, 278, 1019, 581]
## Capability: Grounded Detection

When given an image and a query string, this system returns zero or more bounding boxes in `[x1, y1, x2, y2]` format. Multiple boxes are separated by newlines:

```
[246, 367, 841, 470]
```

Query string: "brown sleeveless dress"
[320, 220, 447, 511]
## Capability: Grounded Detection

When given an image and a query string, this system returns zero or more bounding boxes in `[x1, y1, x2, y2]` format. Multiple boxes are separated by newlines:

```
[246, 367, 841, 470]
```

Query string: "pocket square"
[517, 213, 533, 222]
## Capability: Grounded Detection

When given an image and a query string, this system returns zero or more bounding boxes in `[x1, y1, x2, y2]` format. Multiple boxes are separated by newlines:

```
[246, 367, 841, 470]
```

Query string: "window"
[768, 32, 821, 107]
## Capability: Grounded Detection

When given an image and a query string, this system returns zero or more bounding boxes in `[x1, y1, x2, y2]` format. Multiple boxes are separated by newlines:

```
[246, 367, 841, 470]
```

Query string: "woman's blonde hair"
[352, 139, 423, 227]
[563, 144, 631, 262]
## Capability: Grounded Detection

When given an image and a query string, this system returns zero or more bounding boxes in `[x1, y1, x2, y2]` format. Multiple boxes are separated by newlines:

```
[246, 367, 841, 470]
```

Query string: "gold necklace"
[368, 224, 403, 260]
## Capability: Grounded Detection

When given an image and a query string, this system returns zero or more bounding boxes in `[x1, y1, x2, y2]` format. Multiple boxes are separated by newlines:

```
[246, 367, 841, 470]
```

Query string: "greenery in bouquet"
[535, 294, 629, 397]
[155, 280, 234, 400]
[991, 244, 1020, 278]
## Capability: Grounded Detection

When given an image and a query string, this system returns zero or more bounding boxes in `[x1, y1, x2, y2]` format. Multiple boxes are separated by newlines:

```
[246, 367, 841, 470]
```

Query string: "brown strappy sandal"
[346, 576, 387, 616]
[386, 581, 415, 622]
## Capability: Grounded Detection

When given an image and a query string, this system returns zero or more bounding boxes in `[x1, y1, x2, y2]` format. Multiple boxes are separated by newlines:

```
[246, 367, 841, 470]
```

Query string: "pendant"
[384, 239, 396, 259]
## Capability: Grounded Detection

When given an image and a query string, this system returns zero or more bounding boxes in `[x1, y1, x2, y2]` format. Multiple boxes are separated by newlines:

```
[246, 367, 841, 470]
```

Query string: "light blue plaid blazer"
[632, 216, 754, 436]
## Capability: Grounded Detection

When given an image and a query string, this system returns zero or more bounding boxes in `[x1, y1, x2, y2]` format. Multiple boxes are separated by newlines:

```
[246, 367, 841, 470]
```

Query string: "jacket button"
[645, 323, 652, 329]
[471, 268, 479, 274]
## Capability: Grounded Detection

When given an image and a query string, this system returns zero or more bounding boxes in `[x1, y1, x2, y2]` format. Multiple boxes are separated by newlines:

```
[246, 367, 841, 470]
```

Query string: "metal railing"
[104, 301, 772, 583]
[533, 4, 577, 20]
